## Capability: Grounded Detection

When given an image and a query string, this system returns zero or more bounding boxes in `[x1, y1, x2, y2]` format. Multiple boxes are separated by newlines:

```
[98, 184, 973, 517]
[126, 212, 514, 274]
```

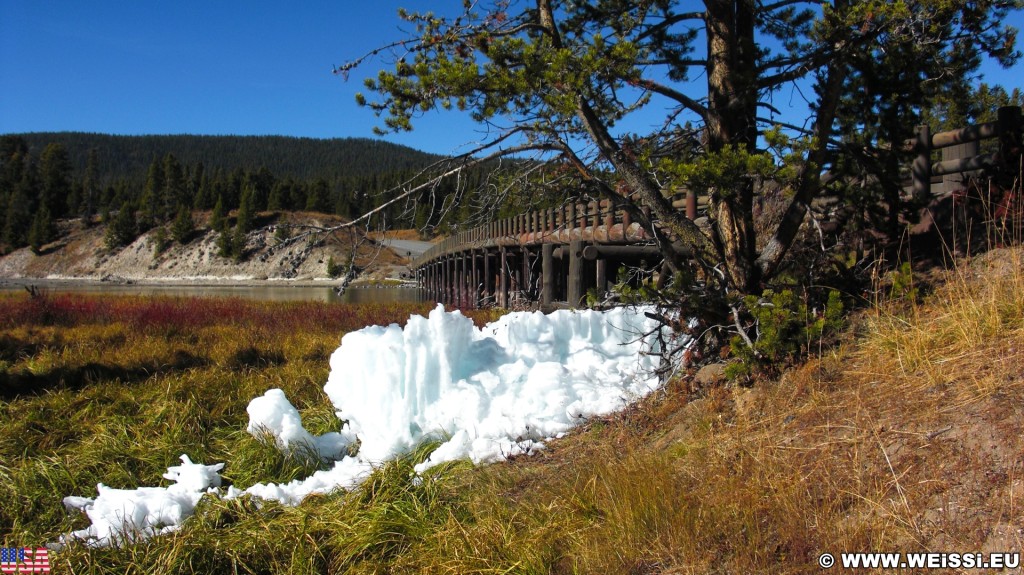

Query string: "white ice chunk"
[61, 455, 223, 547]
[245, 388, 355, 460]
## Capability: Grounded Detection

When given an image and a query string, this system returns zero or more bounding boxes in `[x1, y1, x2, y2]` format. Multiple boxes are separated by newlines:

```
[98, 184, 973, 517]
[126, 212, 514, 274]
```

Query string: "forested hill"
[11, 132, 444, 185]
[1, 132, 489, 254]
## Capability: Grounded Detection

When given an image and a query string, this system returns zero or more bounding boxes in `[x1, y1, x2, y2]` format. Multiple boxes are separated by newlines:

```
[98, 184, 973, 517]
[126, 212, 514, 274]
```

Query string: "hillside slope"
[0, 213, 408, 285]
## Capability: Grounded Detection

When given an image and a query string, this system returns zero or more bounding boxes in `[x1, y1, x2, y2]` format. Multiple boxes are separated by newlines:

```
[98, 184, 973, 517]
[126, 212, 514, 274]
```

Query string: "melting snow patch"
[242, 304, 674, 500]
[60, 455, 223, 548]
[61, 304, 681, 545]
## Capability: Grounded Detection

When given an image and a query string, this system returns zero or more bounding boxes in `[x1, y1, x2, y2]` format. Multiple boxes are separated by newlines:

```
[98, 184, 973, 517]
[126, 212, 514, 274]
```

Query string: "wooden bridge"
[411, 106, 1022, 309]
[410, 198, 690, 309]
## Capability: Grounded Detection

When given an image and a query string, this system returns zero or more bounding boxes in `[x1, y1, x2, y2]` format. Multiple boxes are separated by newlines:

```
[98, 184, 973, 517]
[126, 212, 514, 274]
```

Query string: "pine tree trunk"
[705, 0, 759, 292]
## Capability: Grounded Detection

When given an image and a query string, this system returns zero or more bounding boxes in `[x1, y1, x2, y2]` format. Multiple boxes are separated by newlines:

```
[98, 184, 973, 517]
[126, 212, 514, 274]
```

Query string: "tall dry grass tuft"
[864, 243, 1024, 403]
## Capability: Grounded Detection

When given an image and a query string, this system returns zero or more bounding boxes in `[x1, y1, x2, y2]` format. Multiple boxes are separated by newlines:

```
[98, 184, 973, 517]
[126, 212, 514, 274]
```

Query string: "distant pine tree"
[27, 204, 54, 254]
[305, 179, 331, 214]
[139, 159, 165, 228]
[39, 143, 72, 219]
[210, 195, 226, 231]
[3, 166, 38, 249]
[236, 186, 255, 234]
[171, 206, 195, 244]
[81, 148, 99, 224]
[215, 215, 233, 259]
[105, 202, 138, 250]
[163, 153, 187, 220]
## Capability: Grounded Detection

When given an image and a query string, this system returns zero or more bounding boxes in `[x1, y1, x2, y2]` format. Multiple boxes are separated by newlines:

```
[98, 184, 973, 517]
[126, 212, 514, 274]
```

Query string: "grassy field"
[2, 247, 1023, 574]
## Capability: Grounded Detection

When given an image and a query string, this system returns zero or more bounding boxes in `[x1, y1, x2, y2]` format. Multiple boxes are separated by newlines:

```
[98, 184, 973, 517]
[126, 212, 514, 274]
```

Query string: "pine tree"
[189, 162, 206, 209]
[305, 179, 331, 213]
[81, 148, 100, 224]
[28, 204, 54, 254]
[139, 159, 165, 228]
[39, 143, 72, 219]
[236, 185, 255, 234]
[66, 182, 83, 220]
[163, 153, 187, 220]
[267, 181, 287, 211]
[193, 166, 213, 210]
[105, 201, 138, 250]
[216, 218, 233, 259]
[210, 195, 226, 231]
[171, 205, 195, 244]
[230, 227, 247, 261]
[3, 162, 38, 249]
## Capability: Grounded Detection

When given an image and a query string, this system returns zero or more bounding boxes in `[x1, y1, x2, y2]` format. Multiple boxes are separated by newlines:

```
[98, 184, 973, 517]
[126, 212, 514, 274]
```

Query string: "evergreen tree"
[81, 148, 100, 224]
[237, 185, 256, 234]
[1, 137, 29, 202]
[2, 160, 39, 249]
[28, 204, 55, 254]
[171, 205, 195, 244]
[289, 181, 308, 211]
[210, 195, 226, 231]
[163, 153, 187, 220]
[216, 216, 233, 258]
[267, 181, 287, 211]
[230, 226, 247, 261]
[139, 159, 165, 228]
[247, 166, 275, 212]
[225, 168, 245, 210]
[192, 163, 212, 209]
[39, 143, 72, 219]
[105, 201, 138, 250]
[66, 181, 83, 220]
[305, 179, 331, 213]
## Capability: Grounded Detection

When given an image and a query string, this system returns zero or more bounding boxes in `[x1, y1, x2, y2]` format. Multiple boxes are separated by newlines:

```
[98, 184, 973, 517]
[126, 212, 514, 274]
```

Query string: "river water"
[0, 281, 428, 305]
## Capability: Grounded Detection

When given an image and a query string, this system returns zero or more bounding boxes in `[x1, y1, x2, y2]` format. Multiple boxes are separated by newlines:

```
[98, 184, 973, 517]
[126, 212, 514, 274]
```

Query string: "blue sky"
[2, 1, 1022, 156]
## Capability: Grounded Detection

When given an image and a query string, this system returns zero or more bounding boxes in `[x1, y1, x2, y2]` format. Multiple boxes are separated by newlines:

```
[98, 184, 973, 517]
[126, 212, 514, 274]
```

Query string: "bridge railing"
[411, 198, 655, 268]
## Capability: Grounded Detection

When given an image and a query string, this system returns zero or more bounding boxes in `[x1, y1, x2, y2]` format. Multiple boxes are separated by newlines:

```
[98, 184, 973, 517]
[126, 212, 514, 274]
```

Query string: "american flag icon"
[0, 548, 50, 573]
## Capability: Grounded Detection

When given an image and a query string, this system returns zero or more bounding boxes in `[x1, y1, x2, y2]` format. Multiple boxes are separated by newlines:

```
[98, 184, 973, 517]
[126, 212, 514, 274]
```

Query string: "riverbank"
[0, 213, 427, 288]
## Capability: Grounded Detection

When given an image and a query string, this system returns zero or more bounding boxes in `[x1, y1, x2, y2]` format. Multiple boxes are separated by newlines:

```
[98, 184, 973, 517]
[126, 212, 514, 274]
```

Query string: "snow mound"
[242, 304, 674, 502]
[62, 304, 680, 544]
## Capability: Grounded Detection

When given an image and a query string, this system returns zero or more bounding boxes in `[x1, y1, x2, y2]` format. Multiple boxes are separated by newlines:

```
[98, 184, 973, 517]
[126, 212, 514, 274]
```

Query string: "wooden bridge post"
[471, 249, 479, 308]
[458, 254, 468, 308]
[452, 254, 460, 306]
[541, 243, 554, 307]
[483, 249, 494, 306]
[448, 256, 457, 307]
[499, 247, 509, 309]
[426, 263, 433, 301]
[568, 240, 585, 307]
[439, 257, 448, 306]
[595, 251, 608, 297]
[521, 248, 532, 303]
